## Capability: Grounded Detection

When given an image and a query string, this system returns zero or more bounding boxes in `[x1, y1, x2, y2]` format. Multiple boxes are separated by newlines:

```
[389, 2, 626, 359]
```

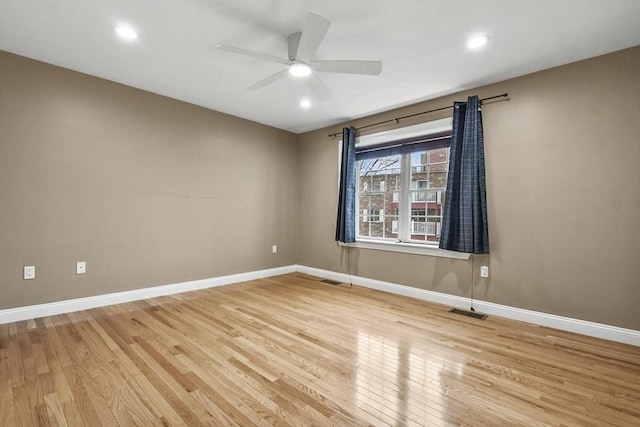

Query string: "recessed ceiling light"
[289, 63, 312, 77]
[299, 99, 312, 109]
[467, 34, 490, 49]
[114, 25, 138, 40]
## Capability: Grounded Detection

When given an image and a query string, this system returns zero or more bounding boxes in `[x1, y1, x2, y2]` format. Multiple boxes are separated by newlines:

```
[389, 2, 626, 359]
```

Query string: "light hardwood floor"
[1, 273, 639, 426]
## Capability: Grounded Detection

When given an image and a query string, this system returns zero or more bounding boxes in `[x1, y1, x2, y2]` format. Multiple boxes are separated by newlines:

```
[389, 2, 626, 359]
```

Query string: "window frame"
[356, 147, 447, 244]
[340, 119, 470, 260]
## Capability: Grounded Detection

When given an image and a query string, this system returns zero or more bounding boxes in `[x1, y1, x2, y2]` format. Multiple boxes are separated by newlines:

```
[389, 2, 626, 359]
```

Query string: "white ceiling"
[1, 1, 639, 134]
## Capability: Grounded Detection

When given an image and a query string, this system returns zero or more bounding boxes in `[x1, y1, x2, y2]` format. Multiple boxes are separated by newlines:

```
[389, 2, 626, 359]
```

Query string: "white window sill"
[338, 239, 470, 260]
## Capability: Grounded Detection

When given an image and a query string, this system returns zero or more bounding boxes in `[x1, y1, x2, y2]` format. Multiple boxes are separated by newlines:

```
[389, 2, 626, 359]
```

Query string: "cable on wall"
[347, 245, 353, 288]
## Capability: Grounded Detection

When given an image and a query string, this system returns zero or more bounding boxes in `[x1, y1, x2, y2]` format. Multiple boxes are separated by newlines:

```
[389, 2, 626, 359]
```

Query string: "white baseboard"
[0, 265, 296, 325]
[295, 265, 640, 347]
[3, 263, 637, 347]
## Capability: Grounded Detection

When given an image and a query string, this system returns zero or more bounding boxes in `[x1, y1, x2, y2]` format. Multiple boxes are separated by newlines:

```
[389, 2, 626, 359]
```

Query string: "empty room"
[1, 1, 639, 426]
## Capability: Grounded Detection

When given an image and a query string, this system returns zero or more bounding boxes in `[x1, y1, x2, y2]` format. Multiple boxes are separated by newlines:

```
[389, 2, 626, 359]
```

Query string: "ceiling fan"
[217, 11, 383, 101]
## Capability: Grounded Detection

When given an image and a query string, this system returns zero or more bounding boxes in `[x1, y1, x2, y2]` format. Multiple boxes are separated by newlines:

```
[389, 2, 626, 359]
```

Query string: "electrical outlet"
[272, 245, 278, 254]
[76, 261, 86, 274]
[24, 265, 35, 280]
[480, 265, 489, 278]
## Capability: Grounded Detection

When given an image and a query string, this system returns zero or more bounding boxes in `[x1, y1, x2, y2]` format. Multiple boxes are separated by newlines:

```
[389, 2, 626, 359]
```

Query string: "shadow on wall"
[344, 244, 474, 299]
[432, 257, 472, 297]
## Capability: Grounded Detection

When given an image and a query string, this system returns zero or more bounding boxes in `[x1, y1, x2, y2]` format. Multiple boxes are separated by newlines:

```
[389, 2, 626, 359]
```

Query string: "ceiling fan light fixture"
[467, 34, 491, 49]
[289, 63, 312, 77]
[114, 25, 138, 40]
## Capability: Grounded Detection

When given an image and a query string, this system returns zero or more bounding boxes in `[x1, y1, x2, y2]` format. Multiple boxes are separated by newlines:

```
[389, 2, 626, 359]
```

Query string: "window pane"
[358, 195, 370, 210]
[368, 216, 384, 238]
[359, 218, 370, 236]
[428, 171, 447, 188]
[356, 145, 449, 244]
[357, 156, 399, 240]
[359, 175, 371, 192]
[359, 156, 400, 175]
[430, 148, 449, 163]
[407, 148, 449, 243]
[411, 208, 426, 220]
[386, 216, 399, 238]
[372, 179, 385, 192]
[385, 168, 402, 191]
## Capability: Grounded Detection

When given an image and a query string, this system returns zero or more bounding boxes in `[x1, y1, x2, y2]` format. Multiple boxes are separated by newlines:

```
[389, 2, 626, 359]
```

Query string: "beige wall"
[298, 46, 640, 330]
[0, 51, 298, 309]
[2, 47, 639, 331]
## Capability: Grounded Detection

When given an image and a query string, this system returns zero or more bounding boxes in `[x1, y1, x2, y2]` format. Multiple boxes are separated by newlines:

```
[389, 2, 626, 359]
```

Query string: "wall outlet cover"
[24, 266, 35, 280]
[76, 261, 86, 274]
[480, 265, 489, 278]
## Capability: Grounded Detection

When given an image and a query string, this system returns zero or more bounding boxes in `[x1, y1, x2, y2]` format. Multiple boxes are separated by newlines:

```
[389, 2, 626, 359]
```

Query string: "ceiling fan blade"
[295, 12, 331, 63]
[305, 73, 332, 101]
[247, 69, 289, 90]
[311, 60, 383, 75]
[217, 44, 291, 66]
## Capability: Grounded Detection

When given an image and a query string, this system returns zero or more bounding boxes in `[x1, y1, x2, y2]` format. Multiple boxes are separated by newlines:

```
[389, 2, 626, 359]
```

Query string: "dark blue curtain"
[439, 95, 490, 254]
[335, 126, 356, 243]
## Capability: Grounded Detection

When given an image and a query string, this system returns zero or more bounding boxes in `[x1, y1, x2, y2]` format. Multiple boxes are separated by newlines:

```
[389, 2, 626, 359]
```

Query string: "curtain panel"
[439, 95, 490, 254]
[335, 126, 356, 243]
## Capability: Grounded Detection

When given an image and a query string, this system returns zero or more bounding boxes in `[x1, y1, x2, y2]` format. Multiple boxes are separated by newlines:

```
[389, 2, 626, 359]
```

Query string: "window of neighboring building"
[355, 119, 451, 246]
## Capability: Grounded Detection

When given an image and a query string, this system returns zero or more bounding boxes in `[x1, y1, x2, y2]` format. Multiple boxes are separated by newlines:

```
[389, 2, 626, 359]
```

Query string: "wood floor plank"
[61, 363, 118, 426]
[31, 403, 51, 427]
[182, 363, 281, 427]
[60, 399, 84, 427]
[44, 392, 68, 427]
[127, 340, 209, 426]
[108, 347, 186, 426]
[1, 272, 639, 426]
[1, 349, 16, 426]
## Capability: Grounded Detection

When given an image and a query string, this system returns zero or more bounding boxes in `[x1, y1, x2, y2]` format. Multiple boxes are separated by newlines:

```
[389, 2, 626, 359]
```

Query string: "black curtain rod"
[328, 93, 509, 138]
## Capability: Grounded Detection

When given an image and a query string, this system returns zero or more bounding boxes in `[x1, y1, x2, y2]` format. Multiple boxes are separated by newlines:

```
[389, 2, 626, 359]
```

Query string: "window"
[362, 209, 384, 223]
[355, 119, 451, 246]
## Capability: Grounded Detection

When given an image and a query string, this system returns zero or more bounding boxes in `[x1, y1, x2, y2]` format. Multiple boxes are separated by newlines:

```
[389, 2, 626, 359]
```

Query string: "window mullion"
[398, 153, 411, 241]
[355, 167, 360, 237]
